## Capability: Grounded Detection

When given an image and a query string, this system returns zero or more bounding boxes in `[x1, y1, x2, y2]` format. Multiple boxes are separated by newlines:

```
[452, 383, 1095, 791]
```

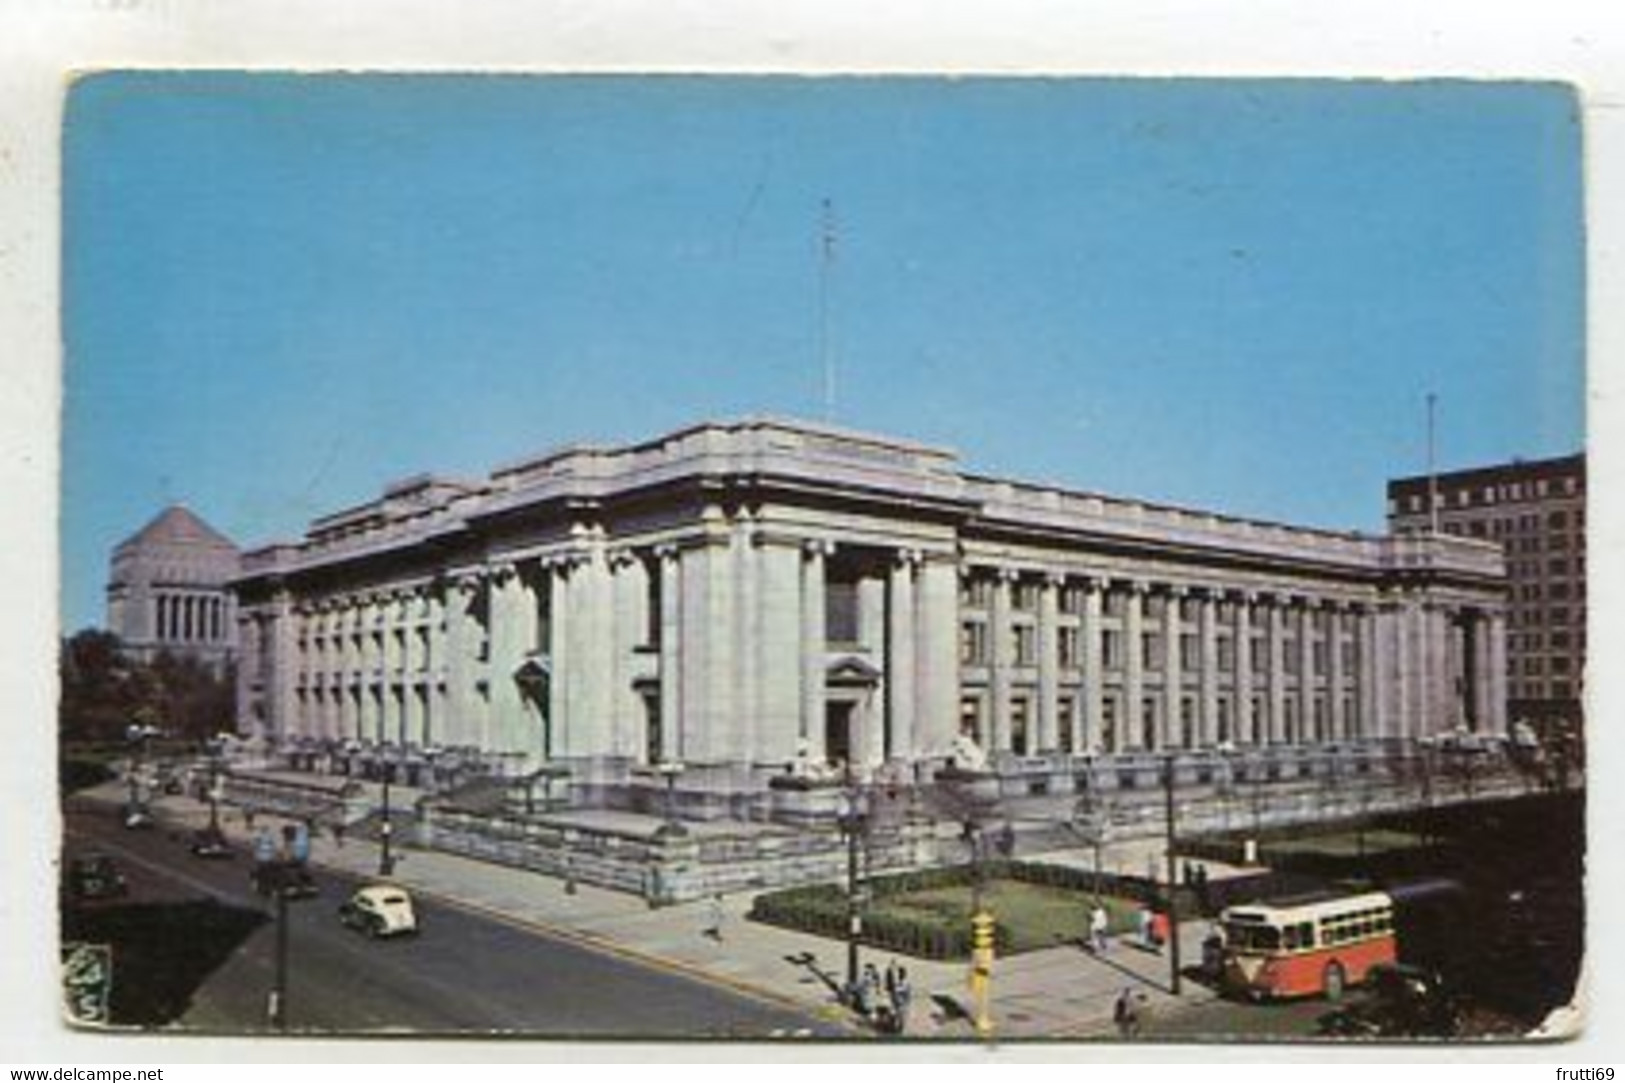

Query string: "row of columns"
[963, 574, 1507, 757]
[153, 591, 228, 644]
[242, 522, 1508, 775]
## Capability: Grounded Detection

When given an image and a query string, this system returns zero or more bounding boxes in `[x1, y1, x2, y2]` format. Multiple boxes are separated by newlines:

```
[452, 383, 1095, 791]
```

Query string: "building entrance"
[825, 702, 854, 769]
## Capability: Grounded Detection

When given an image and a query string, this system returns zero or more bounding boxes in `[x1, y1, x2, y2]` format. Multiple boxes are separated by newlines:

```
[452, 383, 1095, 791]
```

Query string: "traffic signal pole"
[269, 876, 289, 1031]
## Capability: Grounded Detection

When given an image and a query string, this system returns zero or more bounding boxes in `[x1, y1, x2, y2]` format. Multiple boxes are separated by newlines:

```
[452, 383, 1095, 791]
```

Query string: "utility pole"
[1163, 753, 1182, 996]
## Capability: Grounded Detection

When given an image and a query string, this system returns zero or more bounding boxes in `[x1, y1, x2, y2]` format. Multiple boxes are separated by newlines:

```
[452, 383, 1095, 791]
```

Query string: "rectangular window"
[1101, 696, 1119, 753]
[826, 577, 859, 643]
[1014, 624, 1037, 666]
[1181, 633, 1200, 671]
[1060, 586, 1084, 615]
[960, 695, 984, 742]
[1010, 698, 1031, 755]
[960, 576, 992, 610]
[1104, 590, 1128, 618]
[1143, 632, 1163, 670]
[959, 621, 988, 666]
[1059, 626, 1080, 668]
[1312, 641, 1327, 677]
[1217, 636, 1235, 672]
[1251, 636, 1268, 675]
[1012, 581, 1038, 612]
[1102, 630, 1123, 670]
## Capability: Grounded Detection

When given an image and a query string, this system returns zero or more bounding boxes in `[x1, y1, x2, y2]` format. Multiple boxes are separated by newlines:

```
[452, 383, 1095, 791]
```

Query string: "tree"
[59, 629, 235, 746]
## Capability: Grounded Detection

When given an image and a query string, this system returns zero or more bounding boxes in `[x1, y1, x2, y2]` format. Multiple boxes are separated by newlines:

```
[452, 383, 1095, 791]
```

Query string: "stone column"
[1470, 610, 1494, 733]
[1355, 604, 1377, 741]
[1328, 604, 1347, 741]
[732, 512, 760, 764]
[267, 590, 298, 743]
[1233, 592, 1254, 744]
[609, 550, 645, 760]
[1124, 581, 1146, 750]
[1081, 578, 1104, 753]
[756, 539, 803, 767]
[487, 563, 526, 757]
[916, 553, 961, 759]
[570, 536, 616, 764]
[888, 551, 920, 762]
[424, 588, 445, 748]
[1298, 600, 1315, 744]
[680, 518, 736, 765]
[990, 569, 1014, 754]
[1199, 590, 1219, 747]
[1036, 573, 1060, 753]
[546, 557, 571, 761]
[1487, 609, 1509, 734]
[657, 545, 683, 762]
[799, 540, 829, 761]
[444, 576, 480, 750]
[1162, 587, 1183, 749]
[858, 572, 887, 769]
[1267, 596, 1287, 745]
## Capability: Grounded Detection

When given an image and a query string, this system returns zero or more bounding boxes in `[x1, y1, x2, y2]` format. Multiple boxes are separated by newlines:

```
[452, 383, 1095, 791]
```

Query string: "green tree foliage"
[59, 629, 234, 746]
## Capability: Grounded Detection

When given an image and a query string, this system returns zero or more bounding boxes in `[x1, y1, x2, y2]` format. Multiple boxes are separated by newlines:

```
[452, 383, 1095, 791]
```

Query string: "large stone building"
[106, 504, 241, 672]
[233, 418, 1508, 818]
[1388, 453, 1585, 741]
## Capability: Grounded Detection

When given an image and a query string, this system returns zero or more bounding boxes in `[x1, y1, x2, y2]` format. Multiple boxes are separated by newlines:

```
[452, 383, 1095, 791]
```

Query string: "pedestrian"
[703, 893, 726, 942]
[1113, 987, 1141, 1038]
[859, 962, 883, 1022]
[1150, 909, 1170, 953]
[1090, 902, 1110, 954]
[1138, 905, 1156, 950]
[889, 964, 912, 1035]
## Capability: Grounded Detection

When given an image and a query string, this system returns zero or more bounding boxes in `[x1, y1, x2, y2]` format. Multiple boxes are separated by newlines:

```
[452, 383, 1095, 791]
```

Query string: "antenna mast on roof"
[1427, 392, 1440, 534]
[819, 197, 838, 423]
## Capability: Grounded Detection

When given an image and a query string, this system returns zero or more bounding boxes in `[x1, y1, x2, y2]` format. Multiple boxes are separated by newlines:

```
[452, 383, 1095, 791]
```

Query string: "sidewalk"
[105, 784, 1220, 1040]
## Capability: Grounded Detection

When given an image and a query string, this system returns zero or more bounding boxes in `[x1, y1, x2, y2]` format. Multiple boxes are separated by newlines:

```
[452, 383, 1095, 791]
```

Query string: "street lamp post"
[1162, 752, 1182, 996]
[378, 761, 396, 878]
[838, 779, 869, 1004]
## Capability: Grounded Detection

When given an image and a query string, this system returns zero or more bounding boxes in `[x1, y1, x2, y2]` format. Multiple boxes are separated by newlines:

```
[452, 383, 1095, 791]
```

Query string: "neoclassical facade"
[233, 418, 1508, 807]
[107, 504, 241, 673]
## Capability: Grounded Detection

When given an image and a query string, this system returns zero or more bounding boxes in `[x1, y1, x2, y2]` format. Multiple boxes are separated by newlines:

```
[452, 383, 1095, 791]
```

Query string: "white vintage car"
[338, 884, 419, 938]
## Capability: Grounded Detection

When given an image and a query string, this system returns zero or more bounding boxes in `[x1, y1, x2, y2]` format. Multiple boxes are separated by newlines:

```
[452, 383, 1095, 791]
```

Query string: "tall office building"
[1388, 453, 1585, 742]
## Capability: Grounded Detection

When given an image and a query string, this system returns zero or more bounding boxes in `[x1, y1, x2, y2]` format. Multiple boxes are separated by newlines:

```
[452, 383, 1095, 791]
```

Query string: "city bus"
[1220, 889, 1398, 1001]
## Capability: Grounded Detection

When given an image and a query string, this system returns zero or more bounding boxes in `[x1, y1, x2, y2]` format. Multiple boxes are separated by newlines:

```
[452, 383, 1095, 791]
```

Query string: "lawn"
[872, 878, 1143, 954]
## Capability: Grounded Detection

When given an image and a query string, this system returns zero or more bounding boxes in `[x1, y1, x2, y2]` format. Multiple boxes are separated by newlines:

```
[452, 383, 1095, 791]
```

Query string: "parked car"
[188, 827, 234, 860]
[122, 806, 155, 830]
[65, 854, 128, 902]
[252, 861, 320, 899]
[338, 884, 419, 938]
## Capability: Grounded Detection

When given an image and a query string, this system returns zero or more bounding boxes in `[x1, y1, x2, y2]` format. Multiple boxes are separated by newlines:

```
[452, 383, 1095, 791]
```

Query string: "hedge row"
[747, 860, 1196, 960]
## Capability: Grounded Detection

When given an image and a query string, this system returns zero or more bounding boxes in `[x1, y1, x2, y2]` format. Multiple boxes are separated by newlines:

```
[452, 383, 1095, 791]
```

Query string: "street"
[61, 800, 841, 1038]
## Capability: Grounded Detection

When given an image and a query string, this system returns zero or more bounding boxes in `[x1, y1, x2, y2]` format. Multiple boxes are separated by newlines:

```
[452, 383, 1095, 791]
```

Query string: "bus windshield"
[1224, 923, 1281, 952]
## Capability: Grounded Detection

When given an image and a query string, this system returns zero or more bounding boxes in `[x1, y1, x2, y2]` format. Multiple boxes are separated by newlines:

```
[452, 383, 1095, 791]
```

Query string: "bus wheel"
[1324, 962, 1347, 1002]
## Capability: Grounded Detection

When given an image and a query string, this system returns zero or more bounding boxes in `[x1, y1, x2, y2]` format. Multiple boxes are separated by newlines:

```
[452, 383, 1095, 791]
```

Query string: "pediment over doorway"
[826, 653, 881, 685]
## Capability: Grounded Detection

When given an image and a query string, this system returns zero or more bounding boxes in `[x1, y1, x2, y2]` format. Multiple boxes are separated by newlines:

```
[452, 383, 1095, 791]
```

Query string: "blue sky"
[61, 74, 1584, 633]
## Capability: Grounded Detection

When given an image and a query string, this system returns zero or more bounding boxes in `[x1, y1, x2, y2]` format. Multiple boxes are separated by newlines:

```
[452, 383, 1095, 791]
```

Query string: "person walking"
[702, 893, 726, 942]
[1114, 987, 1142, 1038]
[1090, 902, 1110, 954]
[888, 963, 913, 1035]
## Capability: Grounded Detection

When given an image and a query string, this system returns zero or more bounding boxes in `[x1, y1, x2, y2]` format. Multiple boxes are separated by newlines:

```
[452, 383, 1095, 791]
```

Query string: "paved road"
[62, 803, 841, 1038]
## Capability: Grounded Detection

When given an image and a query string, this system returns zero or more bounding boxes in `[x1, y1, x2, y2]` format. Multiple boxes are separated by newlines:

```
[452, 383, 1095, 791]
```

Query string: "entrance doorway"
[825, 702, 854, 769]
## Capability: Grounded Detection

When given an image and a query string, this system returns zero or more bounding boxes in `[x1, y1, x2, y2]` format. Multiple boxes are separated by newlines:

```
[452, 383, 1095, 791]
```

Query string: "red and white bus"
[1220, 890, 1398, 1001]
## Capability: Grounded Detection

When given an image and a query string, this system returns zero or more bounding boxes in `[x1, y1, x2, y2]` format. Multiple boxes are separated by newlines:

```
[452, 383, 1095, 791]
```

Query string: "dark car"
[252, 861, 320, 899]
[65, 854, 128, 902]
[188, 828, 234, 860]
[1319, 963, 1460, 1038]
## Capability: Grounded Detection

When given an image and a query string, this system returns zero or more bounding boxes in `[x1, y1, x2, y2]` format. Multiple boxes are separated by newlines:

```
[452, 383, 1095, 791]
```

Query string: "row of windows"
[960, 623, 1358, 673]
[959, 578, 1357, 629]
[1395, 474, 1582, 514]
[959, 689, 1361, 755]
[1319, 908, 1394, 946]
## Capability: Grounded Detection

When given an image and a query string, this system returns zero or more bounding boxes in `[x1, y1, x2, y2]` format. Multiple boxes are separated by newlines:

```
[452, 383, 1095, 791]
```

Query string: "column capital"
[802, 537, 836, 559]
[653, 541, 681, 562]
[894, 547, 925, 569]
[489, 561, 518, 583]
[995, 566, 1021, 584]
[1043, 570, 1067, 589]
[606, 547, 640, 570]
